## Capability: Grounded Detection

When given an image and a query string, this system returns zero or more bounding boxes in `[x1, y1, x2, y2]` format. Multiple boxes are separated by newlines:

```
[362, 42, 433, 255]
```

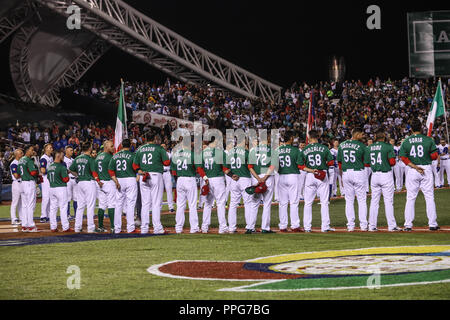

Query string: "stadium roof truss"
[29, 0, 283, 105]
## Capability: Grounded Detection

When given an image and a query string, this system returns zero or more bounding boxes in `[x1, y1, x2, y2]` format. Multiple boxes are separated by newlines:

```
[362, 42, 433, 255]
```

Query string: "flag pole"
[441, 78, 449, 144]
[120, 78, 128, 138]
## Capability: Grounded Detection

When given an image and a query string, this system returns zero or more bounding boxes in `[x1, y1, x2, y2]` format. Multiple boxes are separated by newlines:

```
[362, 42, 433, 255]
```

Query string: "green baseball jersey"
[364, 141, 395, 172]
[399, 134, 437, 165]
[299, 143, 333, 170]
[276, 144, 301, 174]
[47, 162, 69, 188]
[337, 140, 367, 171]
[202, 147, 225, 178]
[226, 147, 251, 178]
[249, 144, 272, 175]
[108, 150, 136, 178]
[17, 156, 37, 181]
[95, 152, 113, 181]
[170, 148, 198, 177]
[133, 143, 169, 173]
[69, 154, 96, 181]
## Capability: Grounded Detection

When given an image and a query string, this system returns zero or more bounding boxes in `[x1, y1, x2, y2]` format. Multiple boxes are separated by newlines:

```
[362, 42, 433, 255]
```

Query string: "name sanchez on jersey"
[340, 142, 361, 150]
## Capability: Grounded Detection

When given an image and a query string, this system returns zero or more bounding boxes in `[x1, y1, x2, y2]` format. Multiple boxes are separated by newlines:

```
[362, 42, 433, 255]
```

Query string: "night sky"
[0, 0, 447, 95]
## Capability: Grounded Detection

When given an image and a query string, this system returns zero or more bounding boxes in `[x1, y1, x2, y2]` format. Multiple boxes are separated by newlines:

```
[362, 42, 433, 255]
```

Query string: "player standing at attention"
[63, 146, 77, 220]
[108, 139, 138, 234]
[95, 140, 115, 233]
[365, 138, 374, 193]
[276, 130, 302, 232]
[39, 144, 54, 223]
[337, 127, 369, 232]
[226, 137, 253, 233]
[17, 145, 40, 232]
[133, 132, 170, 234]
[330, 140, 343, 197]
[298, 141, 307, 201]
[161, 143, 175, 213]
[171, 137, 208, 234]
[248, 135, 276, 233]
[299, 130, 335, 232]
[399, 119, 440, 231]
[197, 142, 208, 210]
[47, 150, 73, 232]
[365, 130, 401, 231]
[437, 139, 449, 187]
[69, 142, 101, 233]
[390, 138, 402, 192]
[10, 148, 23, 225]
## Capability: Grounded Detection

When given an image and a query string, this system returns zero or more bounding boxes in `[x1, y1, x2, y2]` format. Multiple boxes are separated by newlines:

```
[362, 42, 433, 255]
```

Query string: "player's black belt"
[373, 170, 391, 173]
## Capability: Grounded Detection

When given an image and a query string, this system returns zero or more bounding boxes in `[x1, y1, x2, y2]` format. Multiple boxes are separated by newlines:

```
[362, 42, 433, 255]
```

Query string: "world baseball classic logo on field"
[147, 245, 450, 291]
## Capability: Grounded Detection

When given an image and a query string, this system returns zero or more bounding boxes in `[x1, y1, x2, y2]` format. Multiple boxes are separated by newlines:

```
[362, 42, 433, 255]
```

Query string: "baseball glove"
[37, 176, 43, 184]
[201, 184, 210, 196]
[255, 182, 267, 193]
[314, 170, 326, 181]
[142, 172, 150, 182]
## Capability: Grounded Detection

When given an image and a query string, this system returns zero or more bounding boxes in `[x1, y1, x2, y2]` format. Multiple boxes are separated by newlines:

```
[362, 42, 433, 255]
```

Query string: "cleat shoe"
[347, 228, 355, 232]
[202, 230, 208, 234]
[403, 227, 412, 232]
[12, 219, 21, 226]
[97, 227, 108, 233]
[40, 217, 47, 223]
[262, 229, 276, 234]
[279, 229, 289, 233]
[322, 228, 335, 233]
[88, 228, 101, 233]
[75, 229, 83, 233]
[128, 229, 141, 234]
[429, 226, 440, 231]
[228, 230, 238, 234]
[291, 228, 303, 233]
[63, 228, 74, 233]
[51, 228, 59, 233]
[369, 228, 378, 232]
[245, 229, 256, 234]
[28, 227, 38, 232]
[21, 226, 28, 232]
[170, 209, 175, 213]
[360, 227, 368, 231]
[304, 229, 312, 233]
[389, 227, 402, 232]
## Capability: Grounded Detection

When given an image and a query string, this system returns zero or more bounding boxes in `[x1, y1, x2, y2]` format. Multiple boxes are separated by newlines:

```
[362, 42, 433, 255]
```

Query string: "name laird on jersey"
[302, 145, 325, 155]
[340, 142, 361, 150]
[408, 137, 423, 143]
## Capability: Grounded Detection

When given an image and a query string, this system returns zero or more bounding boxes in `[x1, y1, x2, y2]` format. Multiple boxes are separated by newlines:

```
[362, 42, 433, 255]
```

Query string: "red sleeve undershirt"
[248, 164, 254, 169]
[171, 170, 177, 176]
[338, 162, 342, 170]
[327, 160, 334, 167]
[92, 171, 100, 181]
[222, 166, 230, 173]
[132, 163, 140, 171]
[62, 176, 70, 183]
[162, 159, 170, 166]
[298, 164, 306, 170]
[30, 170, 38, 176]
[364, 163, 370, 167]
[196, 167, 206, 178]
[108, 169, 116, 178]
[401, 156, 411, 165]
[430, 152, 438, 160]
[389, 158, 396, 166]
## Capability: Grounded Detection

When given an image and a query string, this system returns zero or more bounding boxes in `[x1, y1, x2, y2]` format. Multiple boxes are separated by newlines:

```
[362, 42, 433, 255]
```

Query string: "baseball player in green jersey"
[299, 130, 335, 232]
[17, 146, 40, 232]
[95, 140, 115, 232]
[69, 142, 101, 233]
[399, 119, 439, 231]
[108, 139, 139, 234]
[171, 138, 208, 233]
[226, 137, 253, 233]
[47, 150, 73, 232]
[337, 127, 369, 232]
[200, 136, 237, 234]
[248, 135, 276, 233]
[276, 130, 302, 232]
[364, 130, 401, 231]
[133, 132, 170, 234]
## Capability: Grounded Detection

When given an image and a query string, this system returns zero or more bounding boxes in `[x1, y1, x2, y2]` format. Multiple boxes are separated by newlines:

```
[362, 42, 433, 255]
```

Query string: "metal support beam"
[0, 0, 39, 44]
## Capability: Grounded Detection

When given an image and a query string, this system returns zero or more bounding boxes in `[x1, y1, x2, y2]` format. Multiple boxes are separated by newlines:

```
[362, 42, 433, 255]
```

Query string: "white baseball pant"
[20, 181, 36, 228]
[330, 167, 337, 196]
[432, 160, 441, 187]
[49, 187, 69, 231]
[225, 175, 232, 205]
[438, 159, 450, 186]
[175, 177, 199, 233]
[369, 172, 397, 230]
[75, 180, 97, 232]
[393, 162, 402, 191]
[365, 167, 371, 193]
[303, 172, 331, 231]
[397, 162, 406, 190]
[162, 171, 174, 210]
[404, 165, 438, 228]
[98, 180, 116, 211]
[297, 171, 306, 200]
[274, 171, 280, 201]
[114, 177, 137, 233]
[140, 173, 164, 234]
[227, 177, 252, 232]
[278, 174, 300, 230]
[10, 180, 22, 222]
[40, 176, 50, 219]
[249, 174, 274, 231]
[343, 169, 368, 230]
[198, 178, 207, 209]
[337, 170, 345, 196]
[66, 178, 78, 201]
[202, 176, 228, 233]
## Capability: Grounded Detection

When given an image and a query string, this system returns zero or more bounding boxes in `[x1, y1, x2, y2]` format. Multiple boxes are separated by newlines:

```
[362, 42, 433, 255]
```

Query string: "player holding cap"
[437, 139, 449, 187]
[171, 137, 208, 234]
[39, 143, 54, 223]
[248, 134, 276, 233]
[161, 143, 175, 213]
[337, 127, 369, 232]
[9, 148, 23, 225]
[399, 119, 440, 231]
[17, 145, 40, 232]
[299, 130, 335, 232]
[69, 142, 101, 233]
[365, 130, 401, 232]
[133, 132, 170, 234]
[63, 146, 77, 220]
[108, 139, 138, 234]
[276, 130, 302, 232]
[95, 140, 115, 232]
[47, 150, 73, 232]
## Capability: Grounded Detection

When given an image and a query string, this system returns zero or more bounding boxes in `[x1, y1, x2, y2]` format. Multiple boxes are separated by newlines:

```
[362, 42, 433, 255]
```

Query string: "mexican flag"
[426, 80, 445, 137]
[114, 79, 128, 151]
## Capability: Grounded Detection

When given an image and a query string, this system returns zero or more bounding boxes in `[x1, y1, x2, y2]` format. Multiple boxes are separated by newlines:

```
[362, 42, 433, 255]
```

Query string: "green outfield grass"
[0, 189, 449, 300]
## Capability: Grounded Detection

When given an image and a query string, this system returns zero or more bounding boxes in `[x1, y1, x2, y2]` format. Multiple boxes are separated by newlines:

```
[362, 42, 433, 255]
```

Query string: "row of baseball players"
[9, 119, 447, 233]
